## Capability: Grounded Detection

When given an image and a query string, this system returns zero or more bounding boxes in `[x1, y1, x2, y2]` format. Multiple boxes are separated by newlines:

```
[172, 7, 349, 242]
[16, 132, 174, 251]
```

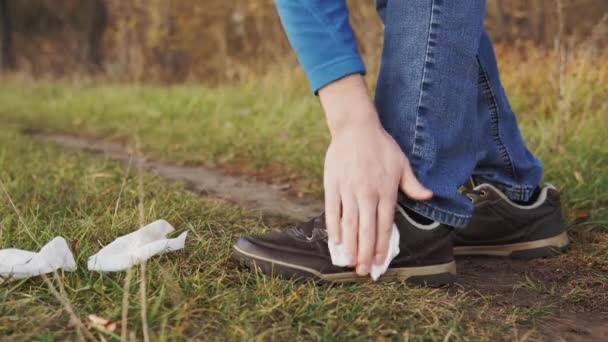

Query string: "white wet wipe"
[0, 237, 77, 283]
[328, 224, 400, 281]
[87, 219, 187, 272]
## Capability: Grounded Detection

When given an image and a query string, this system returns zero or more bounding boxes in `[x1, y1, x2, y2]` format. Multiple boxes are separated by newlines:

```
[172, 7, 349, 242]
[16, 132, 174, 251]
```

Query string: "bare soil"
[456, 256, 608, 340]
[29, 131, 608, 341]
[31, 131, 323, 221]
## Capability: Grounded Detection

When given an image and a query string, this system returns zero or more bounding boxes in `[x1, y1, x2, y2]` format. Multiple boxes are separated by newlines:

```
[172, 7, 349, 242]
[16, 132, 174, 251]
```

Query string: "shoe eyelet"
[479, 190, 488, 197]
[305, 234, 314, 241]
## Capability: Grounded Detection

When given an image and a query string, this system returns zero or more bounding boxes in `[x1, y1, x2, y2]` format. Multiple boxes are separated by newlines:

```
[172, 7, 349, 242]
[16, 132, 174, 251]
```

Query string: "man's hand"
[319, 74, 432, 276]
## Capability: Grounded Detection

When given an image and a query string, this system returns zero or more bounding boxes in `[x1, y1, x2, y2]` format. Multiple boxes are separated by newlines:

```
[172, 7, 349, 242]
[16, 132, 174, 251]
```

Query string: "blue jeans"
[375, 0, 543, 227]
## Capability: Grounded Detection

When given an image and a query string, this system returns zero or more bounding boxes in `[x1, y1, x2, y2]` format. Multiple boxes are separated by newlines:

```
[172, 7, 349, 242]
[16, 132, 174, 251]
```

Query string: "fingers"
[356, 195, 377, 276]
[374, 195, 397, 265]
[324, 181, 341, 244]
[400, 161, 433, 200]
[340, 192, 358, 267]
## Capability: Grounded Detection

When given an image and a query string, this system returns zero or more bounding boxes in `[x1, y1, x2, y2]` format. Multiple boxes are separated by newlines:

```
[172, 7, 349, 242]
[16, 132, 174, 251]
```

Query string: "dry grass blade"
[0, 176, 41, 247]
[1, 175, 93, 340]
[135, 135, 151, 342]
[118, 156, 135, 342]
[42, 273, 96, 342]
[554, 0, 569, 152]
[113, 155, 133, 226]
[120, 267, 134, 341]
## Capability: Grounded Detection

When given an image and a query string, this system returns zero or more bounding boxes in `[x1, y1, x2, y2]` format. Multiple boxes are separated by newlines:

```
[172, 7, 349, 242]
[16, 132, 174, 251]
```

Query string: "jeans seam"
[477, 58, 518, 180]
[411, 0, 439, 162]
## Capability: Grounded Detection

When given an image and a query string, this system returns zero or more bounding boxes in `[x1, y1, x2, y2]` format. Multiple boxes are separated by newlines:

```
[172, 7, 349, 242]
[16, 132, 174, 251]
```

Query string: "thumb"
[399, 163, 433, 200]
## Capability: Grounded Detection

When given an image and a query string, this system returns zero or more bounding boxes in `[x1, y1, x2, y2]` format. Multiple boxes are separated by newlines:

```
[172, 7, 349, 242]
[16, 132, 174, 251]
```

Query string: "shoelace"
[464, 188, 488, 203]
[290, 214, 326, 241]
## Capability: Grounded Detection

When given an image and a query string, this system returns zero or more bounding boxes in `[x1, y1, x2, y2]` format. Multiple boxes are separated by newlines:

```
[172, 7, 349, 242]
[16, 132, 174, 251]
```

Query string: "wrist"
[318, 74, 381, 137]
[327, 110, 380, 138]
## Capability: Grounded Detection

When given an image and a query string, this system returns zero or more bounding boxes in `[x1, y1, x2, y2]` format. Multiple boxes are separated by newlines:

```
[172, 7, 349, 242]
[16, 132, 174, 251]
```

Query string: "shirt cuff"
[308, 56, 366, 94]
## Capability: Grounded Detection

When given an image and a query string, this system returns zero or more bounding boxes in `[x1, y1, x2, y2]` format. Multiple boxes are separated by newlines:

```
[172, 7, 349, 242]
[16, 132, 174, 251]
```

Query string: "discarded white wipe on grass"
[87, 219, 187, 272]
[328, 223, 400, 281]
[0, 237, 77, 283]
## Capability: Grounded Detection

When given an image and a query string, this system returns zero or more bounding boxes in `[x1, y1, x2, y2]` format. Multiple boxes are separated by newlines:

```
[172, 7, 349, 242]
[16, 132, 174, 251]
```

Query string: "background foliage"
[1, 0, 607, 82]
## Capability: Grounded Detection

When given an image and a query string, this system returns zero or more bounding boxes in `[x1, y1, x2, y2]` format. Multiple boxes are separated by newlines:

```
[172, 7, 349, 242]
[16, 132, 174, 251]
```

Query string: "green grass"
[0, 74, 329, 196]
[0, 49, 606, 229]
[0, 124, 533, 340]
[0, 49, 607, 339]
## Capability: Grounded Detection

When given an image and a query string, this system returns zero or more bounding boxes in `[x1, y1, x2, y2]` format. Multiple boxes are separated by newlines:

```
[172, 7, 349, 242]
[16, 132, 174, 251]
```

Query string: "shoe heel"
[509, 231, 570, 259]
[509, 244, 570, 259]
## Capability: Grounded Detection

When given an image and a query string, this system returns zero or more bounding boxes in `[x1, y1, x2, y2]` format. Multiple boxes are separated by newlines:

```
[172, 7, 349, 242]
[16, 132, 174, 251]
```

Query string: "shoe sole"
[453, 231, 569, 259]
[233, 245, 456, 286]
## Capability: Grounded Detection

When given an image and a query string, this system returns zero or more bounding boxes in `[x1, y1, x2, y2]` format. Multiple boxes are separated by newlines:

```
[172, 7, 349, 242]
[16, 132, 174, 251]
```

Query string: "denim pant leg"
[473, 32, 543, 201]
[374, 0, 486, 227]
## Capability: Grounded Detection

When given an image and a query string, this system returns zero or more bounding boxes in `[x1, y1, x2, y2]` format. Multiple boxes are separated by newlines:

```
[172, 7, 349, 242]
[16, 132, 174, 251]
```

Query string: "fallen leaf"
[571, 210, 591, 224]
[574, 171, 585, 184]
[88, 314, 117, 333]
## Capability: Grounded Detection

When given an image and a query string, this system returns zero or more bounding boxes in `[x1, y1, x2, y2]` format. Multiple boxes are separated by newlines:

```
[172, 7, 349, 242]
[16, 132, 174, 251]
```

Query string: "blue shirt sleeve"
[275, 0, 366, 93]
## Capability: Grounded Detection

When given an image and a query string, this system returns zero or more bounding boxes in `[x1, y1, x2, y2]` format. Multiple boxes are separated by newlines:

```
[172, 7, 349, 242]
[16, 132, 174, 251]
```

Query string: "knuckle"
[379, 199, 396, 211]
[358, 255, 372, 265]
[383, 180, 399, 192]
[356, 185, 373, 195]
[342, 216, 357, 229]
[377, 235, 390, 246]
[360, 239, 375, 253]
[358, 189, 379, 201]
[378, 221, 394, 232]
[379, 185, 395, 196]
[361, 224, 376, 234]
[374, 247, 387, 259]
[325, 207, 340, 217]
[326, 223, 337, 232]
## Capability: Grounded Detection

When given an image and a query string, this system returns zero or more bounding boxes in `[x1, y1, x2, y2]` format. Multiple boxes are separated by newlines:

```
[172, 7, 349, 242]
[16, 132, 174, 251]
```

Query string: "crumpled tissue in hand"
[328, 223, 400, 281]
[0, 237, 77, 283]
[87, 219, 187, 272]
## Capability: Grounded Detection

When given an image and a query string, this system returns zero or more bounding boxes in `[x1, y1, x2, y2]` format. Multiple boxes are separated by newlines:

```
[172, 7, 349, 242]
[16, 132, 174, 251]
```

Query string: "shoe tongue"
[293, 213, 326, 237]
[464, 177, 477, 190]
[464, 184, 492, 203]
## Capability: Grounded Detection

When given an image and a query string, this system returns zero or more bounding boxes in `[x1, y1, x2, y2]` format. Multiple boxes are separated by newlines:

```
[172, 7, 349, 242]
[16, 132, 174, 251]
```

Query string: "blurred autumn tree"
[0, 0, 15, 70]
[0, 0, 606, 82]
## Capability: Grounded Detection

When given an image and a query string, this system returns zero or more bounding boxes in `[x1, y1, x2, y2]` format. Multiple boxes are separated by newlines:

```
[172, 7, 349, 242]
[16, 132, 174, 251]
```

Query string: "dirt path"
[32, 132, 323, 221]
[30, 131, 607, 340]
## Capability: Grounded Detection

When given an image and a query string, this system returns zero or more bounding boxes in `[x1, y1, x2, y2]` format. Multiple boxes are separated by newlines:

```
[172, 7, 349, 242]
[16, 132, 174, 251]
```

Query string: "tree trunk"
[488, 0, 507, 41]
[0, 0, 16, 70]
[83, 0, 107, 70]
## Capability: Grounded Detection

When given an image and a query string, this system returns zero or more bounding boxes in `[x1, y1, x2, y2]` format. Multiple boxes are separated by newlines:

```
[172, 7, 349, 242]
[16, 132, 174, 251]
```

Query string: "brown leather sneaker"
[233, 202, 456, 285]
[453, 183, 569, 258]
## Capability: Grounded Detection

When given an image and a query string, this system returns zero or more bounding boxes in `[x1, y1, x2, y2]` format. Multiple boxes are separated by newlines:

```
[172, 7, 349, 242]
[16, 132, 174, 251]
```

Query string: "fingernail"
[345, 254, 355, 267]
[357, 264, 369, 276]
[347, 255, 355, 267]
